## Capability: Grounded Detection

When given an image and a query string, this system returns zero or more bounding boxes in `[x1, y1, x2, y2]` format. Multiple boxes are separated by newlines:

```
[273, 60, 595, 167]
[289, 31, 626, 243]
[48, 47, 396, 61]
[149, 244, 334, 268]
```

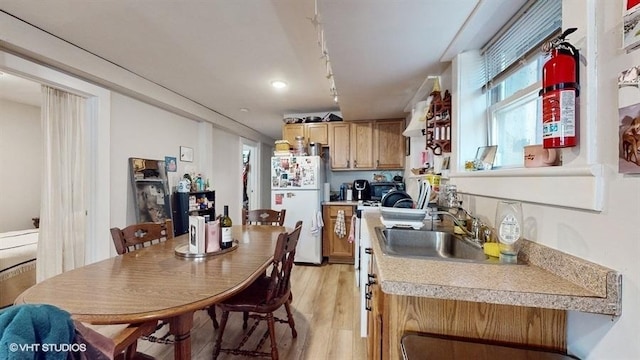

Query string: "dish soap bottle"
[495, 201, 523, 260]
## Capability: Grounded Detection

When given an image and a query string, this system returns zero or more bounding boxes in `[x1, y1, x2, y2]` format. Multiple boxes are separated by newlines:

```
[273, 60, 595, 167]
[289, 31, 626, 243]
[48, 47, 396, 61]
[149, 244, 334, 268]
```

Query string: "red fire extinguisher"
[540, 28, 580, 148]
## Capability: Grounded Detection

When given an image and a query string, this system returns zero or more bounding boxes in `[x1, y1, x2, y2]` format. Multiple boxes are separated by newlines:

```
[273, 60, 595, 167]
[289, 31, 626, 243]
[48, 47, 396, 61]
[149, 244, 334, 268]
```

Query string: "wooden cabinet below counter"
[366, 252, 567, 360]
[322, 205, 355, 264]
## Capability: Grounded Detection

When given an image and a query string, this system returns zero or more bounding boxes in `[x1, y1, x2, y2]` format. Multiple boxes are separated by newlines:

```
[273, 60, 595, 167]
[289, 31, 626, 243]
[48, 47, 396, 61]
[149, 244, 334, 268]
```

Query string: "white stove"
[358, 200, 382, 208]
[354, 202, 380, 338]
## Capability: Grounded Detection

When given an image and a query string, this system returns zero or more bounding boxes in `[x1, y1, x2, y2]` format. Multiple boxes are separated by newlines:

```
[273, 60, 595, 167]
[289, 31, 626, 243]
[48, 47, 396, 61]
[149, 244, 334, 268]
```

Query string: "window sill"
[449, 164, 605, 211]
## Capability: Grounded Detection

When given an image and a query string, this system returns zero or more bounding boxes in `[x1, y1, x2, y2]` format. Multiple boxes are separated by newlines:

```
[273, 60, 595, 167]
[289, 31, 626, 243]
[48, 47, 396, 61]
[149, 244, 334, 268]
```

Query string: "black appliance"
[370, 181, 405, 201]
[352, 179, 371, 201]
[172, 190, 215, 236]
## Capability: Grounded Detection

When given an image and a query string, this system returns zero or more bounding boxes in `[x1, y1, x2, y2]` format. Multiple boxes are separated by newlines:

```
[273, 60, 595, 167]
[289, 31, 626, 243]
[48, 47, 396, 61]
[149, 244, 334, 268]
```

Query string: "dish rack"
[380, 207, 427, 230]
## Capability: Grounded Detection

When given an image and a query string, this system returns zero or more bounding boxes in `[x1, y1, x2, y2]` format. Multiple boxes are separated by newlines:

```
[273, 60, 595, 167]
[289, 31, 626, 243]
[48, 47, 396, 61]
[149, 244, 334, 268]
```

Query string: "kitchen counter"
[322, 200, 360, 206]
[363, 211, 622, 316]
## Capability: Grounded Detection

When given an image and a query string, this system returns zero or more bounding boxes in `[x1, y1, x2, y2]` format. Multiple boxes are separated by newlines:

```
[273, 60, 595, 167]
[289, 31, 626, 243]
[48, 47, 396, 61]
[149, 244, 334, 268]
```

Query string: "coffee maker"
[352, 179, 371, 201]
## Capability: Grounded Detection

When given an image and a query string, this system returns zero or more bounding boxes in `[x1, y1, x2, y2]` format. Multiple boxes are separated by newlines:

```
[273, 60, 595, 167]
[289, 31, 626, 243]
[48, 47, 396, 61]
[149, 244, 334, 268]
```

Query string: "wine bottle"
[220, 205, 233, 249]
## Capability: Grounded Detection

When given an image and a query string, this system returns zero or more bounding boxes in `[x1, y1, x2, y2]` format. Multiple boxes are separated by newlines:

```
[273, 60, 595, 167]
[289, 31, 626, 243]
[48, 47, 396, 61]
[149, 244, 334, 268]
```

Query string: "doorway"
[241, 139, 259, 211]
[0, 51, 112, 264]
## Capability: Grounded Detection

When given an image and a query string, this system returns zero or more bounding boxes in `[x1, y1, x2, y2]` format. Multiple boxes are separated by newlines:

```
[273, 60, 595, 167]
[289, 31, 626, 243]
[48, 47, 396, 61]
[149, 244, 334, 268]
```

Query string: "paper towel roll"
[323, 183, 331, 202]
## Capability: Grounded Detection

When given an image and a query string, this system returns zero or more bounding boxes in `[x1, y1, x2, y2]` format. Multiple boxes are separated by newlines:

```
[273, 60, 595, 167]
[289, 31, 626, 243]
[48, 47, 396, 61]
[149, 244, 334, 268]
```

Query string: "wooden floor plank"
[133, 263, 367, 359]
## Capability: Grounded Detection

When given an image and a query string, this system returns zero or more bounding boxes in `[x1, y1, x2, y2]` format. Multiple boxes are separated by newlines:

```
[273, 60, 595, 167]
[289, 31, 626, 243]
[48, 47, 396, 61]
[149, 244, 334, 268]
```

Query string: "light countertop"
[363, 211, 621, 316]
[322, 201, 359, 206]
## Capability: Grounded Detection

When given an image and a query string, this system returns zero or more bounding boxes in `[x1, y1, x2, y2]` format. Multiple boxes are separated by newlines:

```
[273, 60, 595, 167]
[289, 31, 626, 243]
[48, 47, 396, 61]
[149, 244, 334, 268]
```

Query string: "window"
[451, 2, 604, 212]
[483, 0, 562, 168]
[488, 59, 543, 167]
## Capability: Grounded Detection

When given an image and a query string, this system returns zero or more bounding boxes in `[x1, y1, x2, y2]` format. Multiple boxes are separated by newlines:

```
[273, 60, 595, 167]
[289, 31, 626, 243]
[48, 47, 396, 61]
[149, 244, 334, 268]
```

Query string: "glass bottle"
[294, 136, 306, 155]
[220, 205, 233, 249]
[495, 201, 523, 258]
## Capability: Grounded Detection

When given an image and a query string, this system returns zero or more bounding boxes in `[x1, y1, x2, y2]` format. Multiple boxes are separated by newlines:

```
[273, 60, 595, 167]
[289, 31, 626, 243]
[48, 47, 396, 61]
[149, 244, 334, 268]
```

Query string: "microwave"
[370, 181, 405, 201]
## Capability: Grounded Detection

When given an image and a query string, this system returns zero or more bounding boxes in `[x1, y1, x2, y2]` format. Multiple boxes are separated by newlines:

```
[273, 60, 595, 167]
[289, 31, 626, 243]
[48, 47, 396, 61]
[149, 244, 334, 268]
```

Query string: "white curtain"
[37, 86, 86, 282]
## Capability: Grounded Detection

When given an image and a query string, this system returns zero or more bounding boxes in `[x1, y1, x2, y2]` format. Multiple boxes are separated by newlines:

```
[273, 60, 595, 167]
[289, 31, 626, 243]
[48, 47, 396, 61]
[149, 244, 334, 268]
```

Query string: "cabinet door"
[306, 123, 328, 145]
[282, 124, 304, 144]
[327, 205, 354, 263]
[321, 206, 331, 257]
[351, 121, 375, 169]
[329, 123, 351, 169]
[375, 119, 405, 169]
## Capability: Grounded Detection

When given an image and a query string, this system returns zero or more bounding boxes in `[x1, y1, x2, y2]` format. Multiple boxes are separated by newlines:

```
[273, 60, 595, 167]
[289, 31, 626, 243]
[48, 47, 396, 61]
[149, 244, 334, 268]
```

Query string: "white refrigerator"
[271, 155, 324, 264]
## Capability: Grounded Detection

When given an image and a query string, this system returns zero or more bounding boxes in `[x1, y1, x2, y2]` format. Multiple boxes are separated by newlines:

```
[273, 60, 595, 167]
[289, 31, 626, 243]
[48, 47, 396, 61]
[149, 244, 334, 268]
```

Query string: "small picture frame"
[165, 156, 177, 172]
[180, 146, 193, 162]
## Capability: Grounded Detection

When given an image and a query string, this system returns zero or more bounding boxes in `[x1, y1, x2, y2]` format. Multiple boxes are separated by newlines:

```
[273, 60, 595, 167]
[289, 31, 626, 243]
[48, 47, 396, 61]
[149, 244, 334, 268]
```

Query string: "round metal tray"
[175, 240, 238, 259]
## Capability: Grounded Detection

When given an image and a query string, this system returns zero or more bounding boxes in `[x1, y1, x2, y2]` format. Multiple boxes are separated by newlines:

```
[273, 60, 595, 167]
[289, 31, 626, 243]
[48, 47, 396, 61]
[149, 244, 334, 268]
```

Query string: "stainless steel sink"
[374, 226, 523, 265]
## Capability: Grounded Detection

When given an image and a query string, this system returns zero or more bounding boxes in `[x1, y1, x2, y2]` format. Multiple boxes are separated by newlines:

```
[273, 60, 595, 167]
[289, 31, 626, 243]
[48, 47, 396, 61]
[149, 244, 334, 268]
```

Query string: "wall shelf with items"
[173, 190, 215, 236]
[425, 89, 452, 154]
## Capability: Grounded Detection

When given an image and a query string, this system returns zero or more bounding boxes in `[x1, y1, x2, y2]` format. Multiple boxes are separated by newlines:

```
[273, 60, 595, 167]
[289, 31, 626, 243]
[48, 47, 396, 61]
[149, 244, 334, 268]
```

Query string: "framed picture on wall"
[180, 146, 193, 162]
[165, 156, 177, 172]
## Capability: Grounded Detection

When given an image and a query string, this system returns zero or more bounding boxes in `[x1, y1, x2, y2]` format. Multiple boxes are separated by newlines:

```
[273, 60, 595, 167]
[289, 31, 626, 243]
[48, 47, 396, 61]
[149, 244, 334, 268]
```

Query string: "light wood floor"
[136, 263, 368, 359]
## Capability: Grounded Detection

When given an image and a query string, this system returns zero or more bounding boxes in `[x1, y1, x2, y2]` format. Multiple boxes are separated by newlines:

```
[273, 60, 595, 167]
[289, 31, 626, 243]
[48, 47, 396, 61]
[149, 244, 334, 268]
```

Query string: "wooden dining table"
[15, 225, 287, 360]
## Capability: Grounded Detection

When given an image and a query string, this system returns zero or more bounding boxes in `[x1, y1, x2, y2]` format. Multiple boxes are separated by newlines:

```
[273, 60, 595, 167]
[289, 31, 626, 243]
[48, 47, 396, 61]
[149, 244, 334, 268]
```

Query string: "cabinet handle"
[365, 283, 372, 311]
[347, 160, 350, 167]
[354, 160, 357, 167]
[365, 247, 372, 254]
[368, 273, 377, 285]
[376, 160, 379, 168]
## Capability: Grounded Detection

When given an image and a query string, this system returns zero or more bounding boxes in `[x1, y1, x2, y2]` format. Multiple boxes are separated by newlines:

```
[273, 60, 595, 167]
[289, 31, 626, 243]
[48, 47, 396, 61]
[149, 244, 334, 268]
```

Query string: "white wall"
[109, 93, 259, 256]
[109, 93, 202, 229]
[0, 99, 41, 231]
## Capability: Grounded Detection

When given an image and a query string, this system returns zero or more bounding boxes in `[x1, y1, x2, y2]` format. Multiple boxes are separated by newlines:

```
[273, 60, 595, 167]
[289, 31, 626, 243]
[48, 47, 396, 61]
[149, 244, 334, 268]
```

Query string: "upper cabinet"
[328, 122, 351, 169]
[350, 121, 375, 169]
[328, 119, 404, 170]
[374, 120, 405, 169]
[282, 123, 328, 146]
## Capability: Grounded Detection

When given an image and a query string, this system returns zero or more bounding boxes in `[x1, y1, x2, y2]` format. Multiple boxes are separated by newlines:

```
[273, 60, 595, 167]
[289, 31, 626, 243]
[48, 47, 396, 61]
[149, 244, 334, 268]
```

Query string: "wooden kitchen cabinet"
[282, 123, 328, 146]
[322, 205, 355, 264]
[366, 259, 568, 360]
[374, 119, 405, 169]
[351, 121, 375, 169]
[328, 119, 404, 171]
[328, 122, 351, 169]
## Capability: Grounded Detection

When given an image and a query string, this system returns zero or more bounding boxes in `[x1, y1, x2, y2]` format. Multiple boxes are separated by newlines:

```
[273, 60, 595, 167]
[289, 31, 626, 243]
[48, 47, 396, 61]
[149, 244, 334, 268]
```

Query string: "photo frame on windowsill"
[180, 146, 193, 162]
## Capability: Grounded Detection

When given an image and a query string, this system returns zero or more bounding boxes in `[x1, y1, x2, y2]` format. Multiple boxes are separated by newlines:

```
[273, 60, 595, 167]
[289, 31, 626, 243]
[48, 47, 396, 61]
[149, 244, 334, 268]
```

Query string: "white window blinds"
[483, 0, 562, 86]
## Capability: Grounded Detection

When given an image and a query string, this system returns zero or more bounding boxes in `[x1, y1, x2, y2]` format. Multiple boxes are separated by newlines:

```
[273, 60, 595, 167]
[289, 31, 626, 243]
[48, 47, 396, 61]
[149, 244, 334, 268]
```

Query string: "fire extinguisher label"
[542, 90, 576, 140]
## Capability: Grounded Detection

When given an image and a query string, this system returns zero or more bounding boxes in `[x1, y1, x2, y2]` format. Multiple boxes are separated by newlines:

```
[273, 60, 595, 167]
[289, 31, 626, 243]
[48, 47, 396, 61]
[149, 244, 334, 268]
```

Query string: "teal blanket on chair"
[0, 304, 76, 360]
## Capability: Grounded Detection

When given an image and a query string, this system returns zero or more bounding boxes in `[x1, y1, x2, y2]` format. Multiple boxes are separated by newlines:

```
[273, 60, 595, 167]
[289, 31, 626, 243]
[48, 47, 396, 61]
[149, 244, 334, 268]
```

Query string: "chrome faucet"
[429, 207, 490, 246]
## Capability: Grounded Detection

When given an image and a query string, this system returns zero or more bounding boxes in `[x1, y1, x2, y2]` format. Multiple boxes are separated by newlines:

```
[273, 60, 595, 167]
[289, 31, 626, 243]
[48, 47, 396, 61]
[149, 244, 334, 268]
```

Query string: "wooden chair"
[213, 221, 303, 360]
[243, 209, 286, 226]
[110, 219, 174, 255]
[76, 321, 157, 360]
[231, 208, 286, 328]
[109, 219, 175, 352]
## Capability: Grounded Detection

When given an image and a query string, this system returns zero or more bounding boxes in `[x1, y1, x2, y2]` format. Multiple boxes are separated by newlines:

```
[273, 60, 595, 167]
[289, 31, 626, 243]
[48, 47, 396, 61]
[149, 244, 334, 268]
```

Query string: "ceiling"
[0, 0, 525, 140]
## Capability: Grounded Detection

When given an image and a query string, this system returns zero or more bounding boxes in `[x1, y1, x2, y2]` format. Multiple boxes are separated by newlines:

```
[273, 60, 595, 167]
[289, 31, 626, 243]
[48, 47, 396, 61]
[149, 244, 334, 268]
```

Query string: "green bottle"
[220, 205, 233, 249]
